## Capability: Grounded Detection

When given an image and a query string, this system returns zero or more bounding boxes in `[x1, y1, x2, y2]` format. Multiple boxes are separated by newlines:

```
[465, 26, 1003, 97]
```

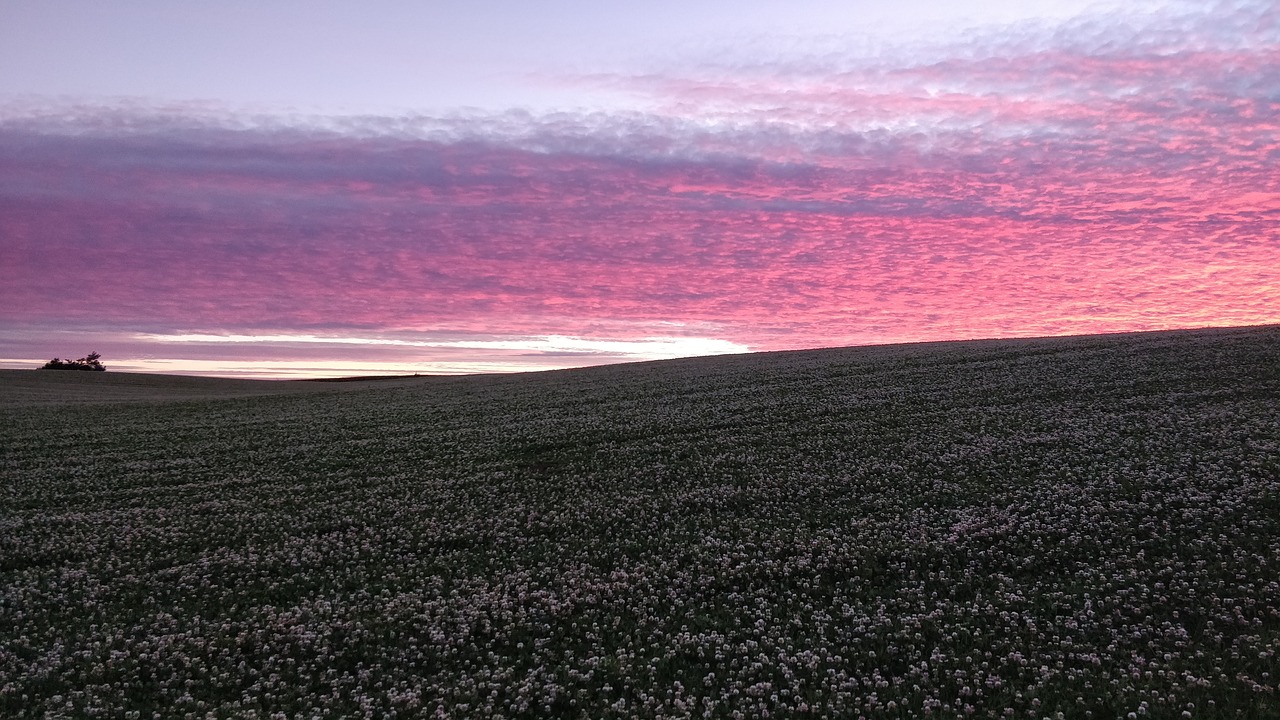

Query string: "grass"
[2, 325, 1278, 718]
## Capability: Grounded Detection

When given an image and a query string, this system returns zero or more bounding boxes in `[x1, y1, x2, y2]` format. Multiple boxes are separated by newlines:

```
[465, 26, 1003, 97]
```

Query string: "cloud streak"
[2, 0, 1277, 376]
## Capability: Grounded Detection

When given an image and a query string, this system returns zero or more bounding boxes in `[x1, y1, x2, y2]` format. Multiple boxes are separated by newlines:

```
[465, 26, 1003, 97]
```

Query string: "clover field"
[2, 326, 1279, 719]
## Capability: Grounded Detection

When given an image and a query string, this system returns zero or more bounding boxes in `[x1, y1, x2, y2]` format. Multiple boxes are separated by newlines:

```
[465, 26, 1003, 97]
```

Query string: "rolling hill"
[2, 325, 1278, 718]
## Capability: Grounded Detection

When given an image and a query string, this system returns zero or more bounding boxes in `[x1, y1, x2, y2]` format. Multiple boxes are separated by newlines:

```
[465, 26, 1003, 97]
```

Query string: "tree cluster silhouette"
[41, 352, 106, 372]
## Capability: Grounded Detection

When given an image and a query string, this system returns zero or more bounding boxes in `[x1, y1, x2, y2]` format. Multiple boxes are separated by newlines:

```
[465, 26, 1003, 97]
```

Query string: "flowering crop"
[2, 326, 1278, 718]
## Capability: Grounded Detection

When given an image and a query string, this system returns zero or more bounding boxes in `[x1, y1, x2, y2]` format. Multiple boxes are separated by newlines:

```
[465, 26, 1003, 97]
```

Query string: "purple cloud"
[2, 0, 1277, 376]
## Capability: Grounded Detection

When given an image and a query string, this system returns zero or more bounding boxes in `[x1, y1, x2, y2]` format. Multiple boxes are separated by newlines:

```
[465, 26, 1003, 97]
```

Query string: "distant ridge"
[0, 369, 414, 407]
[2, 324, 1276, 405]
[296, 373, 427, 383]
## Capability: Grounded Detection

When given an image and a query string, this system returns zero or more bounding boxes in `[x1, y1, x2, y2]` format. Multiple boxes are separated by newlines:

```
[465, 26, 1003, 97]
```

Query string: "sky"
[1, 1, 1277, 378]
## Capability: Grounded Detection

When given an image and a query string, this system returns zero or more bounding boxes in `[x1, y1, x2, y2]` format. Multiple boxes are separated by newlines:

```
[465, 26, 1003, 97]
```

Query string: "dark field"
[2, 326, 1279, 718]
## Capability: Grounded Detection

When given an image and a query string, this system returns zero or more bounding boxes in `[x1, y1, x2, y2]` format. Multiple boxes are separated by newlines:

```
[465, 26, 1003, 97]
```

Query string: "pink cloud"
[2, 1, 1278, 376]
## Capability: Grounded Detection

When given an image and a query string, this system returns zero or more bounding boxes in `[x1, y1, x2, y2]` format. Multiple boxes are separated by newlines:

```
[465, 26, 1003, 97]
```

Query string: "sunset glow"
[2, 1, 1276, 377]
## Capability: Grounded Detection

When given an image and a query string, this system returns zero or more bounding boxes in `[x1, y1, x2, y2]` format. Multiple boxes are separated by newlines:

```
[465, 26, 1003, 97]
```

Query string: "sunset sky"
[2, 0, 1277, 378]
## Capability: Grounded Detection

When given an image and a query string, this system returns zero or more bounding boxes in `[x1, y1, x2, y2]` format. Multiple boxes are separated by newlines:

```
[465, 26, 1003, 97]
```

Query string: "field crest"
[2, 325, 1279, 718]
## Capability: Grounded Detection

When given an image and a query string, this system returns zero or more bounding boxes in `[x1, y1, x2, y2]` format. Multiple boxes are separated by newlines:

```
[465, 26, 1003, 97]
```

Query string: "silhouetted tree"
[41, 352, 106, 371]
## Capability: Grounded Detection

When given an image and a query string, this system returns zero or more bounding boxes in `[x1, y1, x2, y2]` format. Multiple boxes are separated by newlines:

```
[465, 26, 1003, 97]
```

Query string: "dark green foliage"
[40, 351, 105, 371]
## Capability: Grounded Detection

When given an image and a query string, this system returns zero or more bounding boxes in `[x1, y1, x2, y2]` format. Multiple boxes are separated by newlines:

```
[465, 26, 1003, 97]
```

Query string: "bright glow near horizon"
[1, 0, 1277, 378]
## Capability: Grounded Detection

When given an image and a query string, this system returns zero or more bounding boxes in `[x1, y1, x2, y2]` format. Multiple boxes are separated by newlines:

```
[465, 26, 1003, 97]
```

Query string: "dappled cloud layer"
[2, 1, 1276, 374]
